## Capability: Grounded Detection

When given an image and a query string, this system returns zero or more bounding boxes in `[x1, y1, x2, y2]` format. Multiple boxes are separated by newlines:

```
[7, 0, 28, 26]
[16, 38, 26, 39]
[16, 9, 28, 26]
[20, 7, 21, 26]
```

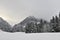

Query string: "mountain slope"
[0, 17, 12, 32]
[20, 16, 39, 25]
[13, 16, 40, 32]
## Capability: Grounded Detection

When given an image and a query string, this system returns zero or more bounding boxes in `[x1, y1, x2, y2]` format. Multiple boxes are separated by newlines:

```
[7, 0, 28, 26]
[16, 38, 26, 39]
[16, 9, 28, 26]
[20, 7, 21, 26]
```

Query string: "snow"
[0, 31, 60, 40]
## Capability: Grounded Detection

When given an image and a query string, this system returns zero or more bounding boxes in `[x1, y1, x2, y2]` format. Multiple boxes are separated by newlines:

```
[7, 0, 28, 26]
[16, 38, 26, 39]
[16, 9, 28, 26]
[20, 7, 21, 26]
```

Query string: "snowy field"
[0, 31, 60, 40]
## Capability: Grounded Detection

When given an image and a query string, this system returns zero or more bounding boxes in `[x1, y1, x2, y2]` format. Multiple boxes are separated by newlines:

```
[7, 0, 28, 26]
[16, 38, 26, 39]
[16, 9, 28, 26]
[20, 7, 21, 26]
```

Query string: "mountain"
[20, 16, 39, 25]
[0, 17, 12, 32]
[13, 16, 40, 32]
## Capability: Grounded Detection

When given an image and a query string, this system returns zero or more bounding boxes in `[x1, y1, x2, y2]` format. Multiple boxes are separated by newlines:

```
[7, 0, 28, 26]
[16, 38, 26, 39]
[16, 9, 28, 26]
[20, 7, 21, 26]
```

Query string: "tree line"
[25, 13, 60, 33]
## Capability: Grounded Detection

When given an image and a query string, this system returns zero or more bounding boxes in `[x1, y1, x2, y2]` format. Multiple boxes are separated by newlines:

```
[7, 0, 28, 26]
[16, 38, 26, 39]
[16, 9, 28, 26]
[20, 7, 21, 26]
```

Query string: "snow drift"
[0, 30, 60, 40]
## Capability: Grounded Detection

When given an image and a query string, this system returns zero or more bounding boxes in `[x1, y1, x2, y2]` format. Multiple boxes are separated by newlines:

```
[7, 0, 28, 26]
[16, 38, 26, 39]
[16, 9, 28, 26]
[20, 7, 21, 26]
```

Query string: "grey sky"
[0, 0, 60, 25]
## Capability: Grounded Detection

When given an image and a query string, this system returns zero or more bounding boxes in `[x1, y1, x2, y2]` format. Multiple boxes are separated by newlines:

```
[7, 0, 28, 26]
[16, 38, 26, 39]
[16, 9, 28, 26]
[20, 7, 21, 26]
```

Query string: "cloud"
[0, 0, 60, 25]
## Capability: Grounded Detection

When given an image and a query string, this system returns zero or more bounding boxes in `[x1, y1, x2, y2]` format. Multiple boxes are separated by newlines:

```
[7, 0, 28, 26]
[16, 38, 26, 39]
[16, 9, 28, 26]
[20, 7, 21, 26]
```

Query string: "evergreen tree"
[25, 22, 36, 33]
[50, 16, 55, 32]
[34, 23, 38, 33]
[25, 23, 31, 33]
[37, 19, 44, 32]
[50, 16, 55, 23]
[59, 12, 60, 18]
[55, 16, 59, 23]
[54, 15, 60, 32]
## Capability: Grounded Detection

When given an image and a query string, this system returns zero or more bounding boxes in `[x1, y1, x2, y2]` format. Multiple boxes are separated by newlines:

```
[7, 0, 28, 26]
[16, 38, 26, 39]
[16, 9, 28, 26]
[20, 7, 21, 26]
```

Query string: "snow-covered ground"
[0, 30, 60, 40]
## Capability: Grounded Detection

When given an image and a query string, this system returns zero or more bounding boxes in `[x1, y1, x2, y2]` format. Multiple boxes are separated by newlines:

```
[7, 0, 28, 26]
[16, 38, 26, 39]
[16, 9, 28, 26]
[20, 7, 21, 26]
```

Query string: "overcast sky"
[0, 0, 60, 25]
